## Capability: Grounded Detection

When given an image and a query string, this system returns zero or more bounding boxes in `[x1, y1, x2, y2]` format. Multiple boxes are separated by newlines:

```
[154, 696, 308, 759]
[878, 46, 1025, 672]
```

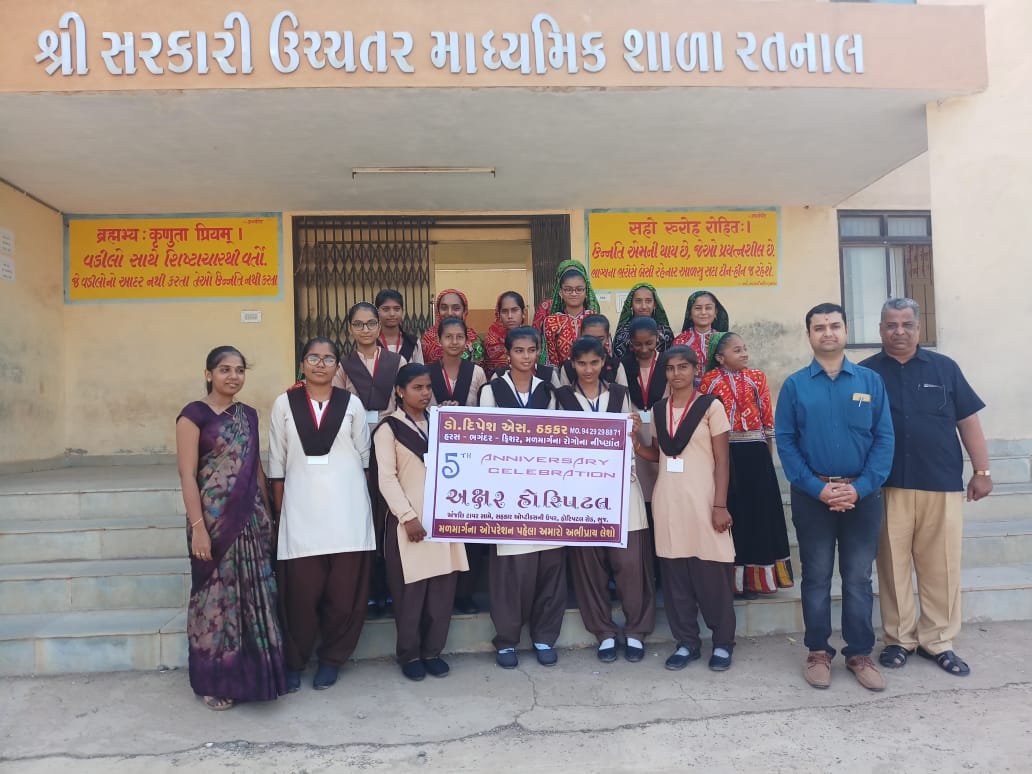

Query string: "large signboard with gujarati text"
[423, 406, 632, 548]
[65, 214, 281, 302]
[587, 208, 778, 290]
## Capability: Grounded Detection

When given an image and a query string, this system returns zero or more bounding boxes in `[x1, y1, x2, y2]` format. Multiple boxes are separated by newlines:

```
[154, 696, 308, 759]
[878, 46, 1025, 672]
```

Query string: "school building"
[1, 0, 1030, 674]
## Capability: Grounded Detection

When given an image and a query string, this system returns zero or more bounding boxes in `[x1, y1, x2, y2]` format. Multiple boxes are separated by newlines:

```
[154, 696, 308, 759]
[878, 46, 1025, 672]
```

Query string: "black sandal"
[878, 645, 914, 669]
[917, 647, 970, 676]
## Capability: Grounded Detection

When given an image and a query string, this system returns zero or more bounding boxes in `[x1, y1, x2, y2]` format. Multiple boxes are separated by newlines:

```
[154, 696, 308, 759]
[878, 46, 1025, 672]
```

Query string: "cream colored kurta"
[428, 362, 487, 407]
[332, 350, 408, 423]
[652, 398, 734, 562]
[565, 388, 648, 533]
[381, 334, 424, 364]
[269, 391, 375, 560]
[477, 375, 561, 557]
[374, 411, 469, 584]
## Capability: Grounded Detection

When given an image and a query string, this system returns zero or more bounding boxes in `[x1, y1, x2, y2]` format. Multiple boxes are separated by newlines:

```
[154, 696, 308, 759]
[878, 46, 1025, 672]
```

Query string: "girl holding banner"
[633, 345, 736, 673]
[555, 337, 656, 663]
[374, 364, 469, 681]
[478, 326, 565, 669]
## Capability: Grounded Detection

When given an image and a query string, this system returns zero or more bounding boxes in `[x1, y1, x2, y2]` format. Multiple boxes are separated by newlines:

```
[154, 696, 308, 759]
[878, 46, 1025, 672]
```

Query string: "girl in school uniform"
[374, 364, 469, 681]
[375, 288, 424, 364]
[333, 301, 406, 618]
[634, 345, 736, 672]
[421, 288, 484, 365]
[558, 314, 628, 388]
[426, 316, 488, 613]
[621, 317, 668, 584]
[269, 337, 374, 692]
[478, 326, 565, 668]
[428, 317, 488, 408]
[554, 337, 656, 663]
[700, 332, 793, 597]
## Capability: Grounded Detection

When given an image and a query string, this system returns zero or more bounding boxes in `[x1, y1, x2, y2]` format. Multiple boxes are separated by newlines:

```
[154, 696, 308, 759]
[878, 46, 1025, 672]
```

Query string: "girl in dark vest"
[428, 316, 488, 614]
[333, 302, 406, 619]
[374, 364, 468, 681]
[478, 326, 565, 669]
[555, 337, 656, 663]
[375, 288, 423, 364]
[559, 314, 628, 388]
[428, 317, 487, 408]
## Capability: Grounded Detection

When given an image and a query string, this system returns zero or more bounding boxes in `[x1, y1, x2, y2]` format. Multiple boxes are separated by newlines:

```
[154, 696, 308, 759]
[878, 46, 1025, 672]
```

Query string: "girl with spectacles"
[541, 260, 601, 367]
[268, 337, 375, 693]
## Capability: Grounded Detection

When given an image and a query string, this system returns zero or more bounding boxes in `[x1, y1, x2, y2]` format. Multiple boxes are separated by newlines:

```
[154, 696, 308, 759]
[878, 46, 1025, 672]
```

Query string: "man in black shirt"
[861, 298, 991, 677]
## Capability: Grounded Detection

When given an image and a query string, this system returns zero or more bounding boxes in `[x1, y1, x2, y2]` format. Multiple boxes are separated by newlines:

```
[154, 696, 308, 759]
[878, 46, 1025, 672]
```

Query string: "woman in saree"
[612, 283, 675, 360]
[541, 259, 601, 367]
[175, 345, 287, 711]
[420, 288, 485, 365]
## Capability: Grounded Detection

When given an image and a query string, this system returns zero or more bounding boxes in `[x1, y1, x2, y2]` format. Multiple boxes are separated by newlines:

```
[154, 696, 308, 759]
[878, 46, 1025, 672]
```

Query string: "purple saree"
[178, 401, 287, 701]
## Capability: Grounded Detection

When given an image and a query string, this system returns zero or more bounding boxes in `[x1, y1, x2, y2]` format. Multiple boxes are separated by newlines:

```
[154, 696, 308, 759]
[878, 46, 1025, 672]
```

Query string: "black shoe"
[401, 660, 426, 681]
[624, 644, 645, 663]
[597, 644, 618, 663]
[496, 649, 519, 669]
[422, 657, 450, 678]
[367, 599, 384, 619]
[735, 590, 759, 601]
[708, 650, 733, 671]
[313, 663, 339, 690]
[285, 670, 302, 693]
[453, 595, 479, 615]
[665, 645, 701, 671]
[535, 647, 558, 667]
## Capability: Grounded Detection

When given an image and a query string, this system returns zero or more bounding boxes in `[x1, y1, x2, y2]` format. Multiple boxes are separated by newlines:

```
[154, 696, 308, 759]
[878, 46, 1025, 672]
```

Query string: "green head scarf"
[616, 282, 672, 331]
[549, 259, 600, 316]
[705, 330, 735, 371]
[680, 289, 730, 334]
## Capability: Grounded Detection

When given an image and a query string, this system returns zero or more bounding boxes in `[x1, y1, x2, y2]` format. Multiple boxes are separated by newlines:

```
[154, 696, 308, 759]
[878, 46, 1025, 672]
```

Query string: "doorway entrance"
[292, 214, 570, 358]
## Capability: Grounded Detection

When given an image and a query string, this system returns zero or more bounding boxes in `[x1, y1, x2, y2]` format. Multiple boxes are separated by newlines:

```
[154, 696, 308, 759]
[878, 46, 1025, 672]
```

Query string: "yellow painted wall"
[0, 182, 65, 464]
[926, 0, 1032, 439]
[61, 222, 297, 457]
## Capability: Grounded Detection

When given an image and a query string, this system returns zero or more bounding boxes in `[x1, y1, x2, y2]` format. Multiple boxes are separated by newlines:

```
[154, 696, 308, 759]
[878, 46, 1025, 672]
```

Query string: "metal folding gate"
[292, 214, 570, 361]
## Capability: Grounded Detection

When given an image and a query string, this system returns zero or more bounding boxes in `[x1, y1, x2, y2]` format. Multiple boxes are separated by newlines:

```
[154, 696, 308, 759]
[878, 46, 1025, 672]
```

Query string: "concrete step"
[0, 558, 190, 615]
[0, 516, 186, 563]
[0, 466, 184, 521]
[3, 563, 1029, 676]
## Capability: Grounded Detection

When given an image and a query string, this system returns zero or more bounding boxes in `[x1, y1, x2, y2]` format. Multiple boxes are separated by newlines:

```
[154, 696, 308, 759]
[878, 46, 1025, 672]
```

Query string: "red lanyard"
[637, 354, 657, 402]
[668, 391, 697, 435]
[368, 348, 381, 379]
[442, 365, 455, 397]
[378, 332, 401, 352]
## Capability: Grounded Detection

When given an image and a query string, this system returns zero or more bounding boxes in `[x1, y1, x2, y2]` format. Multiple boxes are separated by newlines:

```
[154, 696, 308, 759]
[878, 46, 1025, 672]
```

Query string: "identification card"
[666, 457, 684, 473]
[307, 455, 329, 466]
[851, 392, 871, 403]
[639, 410, 652, 425]
[366, 410, 380, 425]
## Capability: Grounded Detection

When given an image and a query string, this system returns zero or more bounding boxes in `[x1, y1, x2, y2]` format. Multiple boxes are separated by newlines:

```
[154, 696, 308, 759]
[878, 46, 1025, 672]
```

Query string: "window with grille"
[838, 210, 935, 347]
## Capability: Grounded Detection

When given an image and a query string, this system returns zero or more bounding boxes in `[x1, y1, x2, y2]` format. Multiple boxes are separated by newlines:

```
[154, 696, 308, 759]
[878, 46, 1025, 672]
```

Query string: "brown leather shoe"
[805, 650, 832, 689]
[846, 655, 886, 692]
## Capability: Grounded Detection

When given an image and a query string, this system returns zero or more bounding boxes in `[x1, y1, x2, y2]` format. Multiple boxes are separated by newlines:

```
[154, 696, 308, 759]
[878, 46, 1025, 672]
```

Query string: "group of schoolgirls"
[276, 264, 793, 685]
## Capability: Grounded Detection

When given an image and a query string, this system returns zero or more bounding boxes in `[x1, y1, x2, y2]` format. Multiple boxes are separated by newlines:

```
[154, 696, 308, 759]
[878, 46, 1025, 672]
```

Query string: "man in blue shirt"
[861, 298, 990, 678]
[775, 303, 894, 692]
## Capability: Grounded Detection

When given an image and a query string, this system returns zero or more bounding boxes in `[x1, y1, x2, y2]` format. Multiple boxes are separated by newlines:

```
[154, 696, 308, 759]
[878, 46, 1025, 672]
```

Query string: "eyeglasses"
[350, 320, 380, 331]
[561, 286, 586, 294]
[304, 354, 338, 366]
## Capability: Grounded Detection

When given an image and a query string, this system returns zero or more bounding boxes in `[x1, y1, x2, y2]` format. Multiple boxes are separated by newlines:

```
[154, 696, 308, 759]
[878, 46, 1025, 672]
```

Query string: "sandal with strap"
[917, 647, 970, 676]
[203, 696, 235, 711]
[878, 644, 914, 669]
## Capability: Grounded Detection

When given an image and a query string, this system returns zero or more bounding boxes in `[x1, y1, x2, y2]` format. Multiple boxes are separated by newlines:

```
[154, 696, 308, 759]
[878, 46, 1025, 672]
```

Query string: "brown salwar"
[660, 557, 736, 651]
[278, 551, 371, 670]
[570, 530, 656, 642]
[384, 515, 459, 662]
[489, 547, 567, 650]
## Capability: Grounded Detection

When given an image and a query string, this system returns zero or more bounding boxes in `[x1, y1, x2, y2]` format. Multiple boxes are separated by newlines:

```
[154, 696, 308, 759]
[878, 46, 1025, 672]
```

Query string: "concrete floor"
[1, 622, 1030, 773]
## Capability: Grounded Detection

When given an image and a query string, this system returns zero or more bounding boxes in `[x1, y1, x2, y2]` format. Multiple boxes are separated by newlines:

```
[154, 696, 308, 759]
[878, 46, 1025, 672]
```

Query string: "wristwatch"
[974, 469, 991, 477]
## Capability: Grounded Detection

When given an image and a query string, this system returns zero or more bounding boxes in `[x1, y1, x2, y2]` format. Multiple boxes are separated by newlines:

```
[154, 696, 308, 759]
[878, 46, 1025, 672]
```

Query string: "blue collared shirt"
[775, 357, 895, 500]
